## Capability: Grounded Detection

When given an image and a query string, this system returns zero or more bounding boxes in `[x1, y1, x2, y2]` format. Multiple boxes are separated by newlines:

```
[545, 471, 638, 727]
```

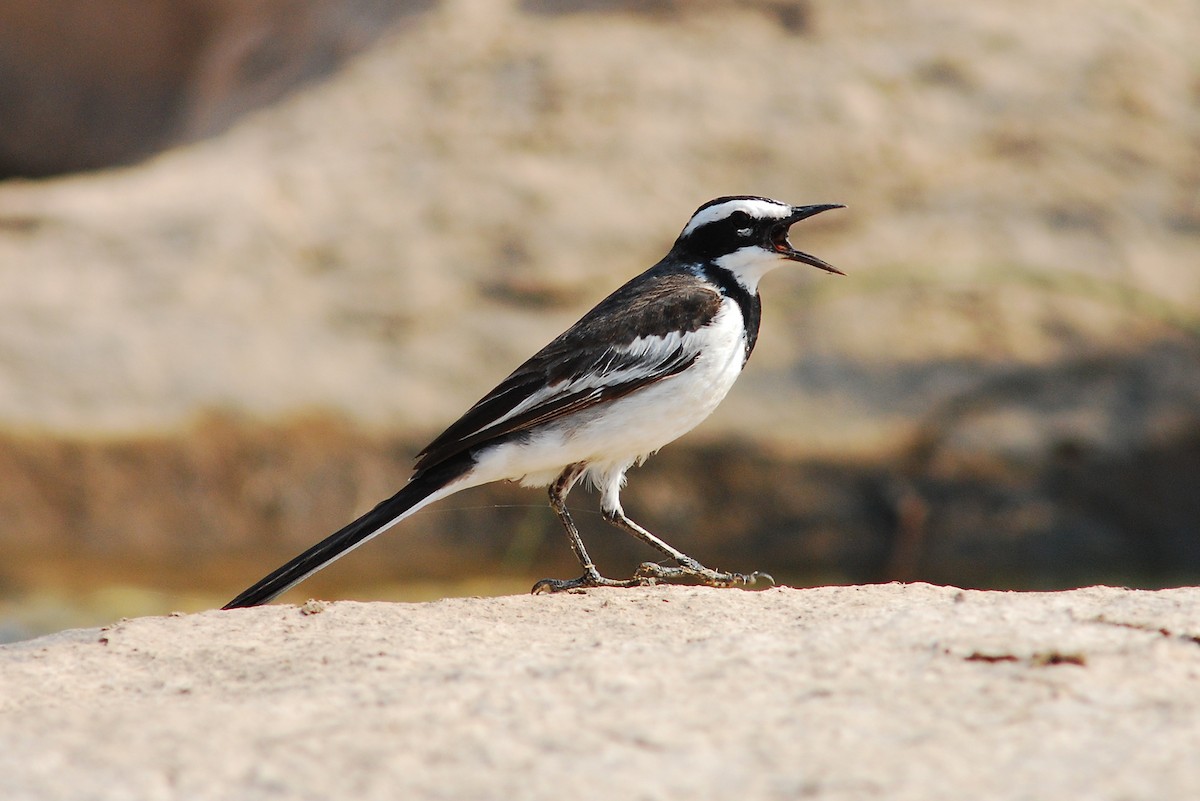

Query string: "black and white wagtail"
[223, 196, 843, 608]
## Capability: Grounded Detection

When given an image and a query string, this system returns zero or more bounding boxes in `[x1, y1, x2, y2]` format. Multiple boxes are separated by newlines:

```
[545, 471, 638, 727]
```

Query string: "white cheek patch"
[713, 245, 788, 292]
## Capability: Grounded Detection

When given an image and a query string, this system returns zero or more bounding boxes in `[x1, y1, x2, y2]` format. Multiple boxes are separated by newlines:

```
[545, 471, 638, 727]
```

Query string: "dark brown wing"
[413, 268, 722, 473]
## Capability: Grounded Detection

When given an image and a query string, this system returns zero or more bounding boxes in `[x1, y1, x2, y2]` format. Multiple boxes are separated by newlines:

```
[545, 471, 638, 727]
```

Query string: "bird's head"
[672, 196, 844, 290]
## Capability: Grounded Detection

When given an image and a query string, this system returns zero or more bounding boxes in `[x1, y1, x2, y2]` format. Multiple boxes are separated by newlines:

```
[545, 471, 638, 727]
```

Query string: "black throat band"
[699, 265, 762, 361]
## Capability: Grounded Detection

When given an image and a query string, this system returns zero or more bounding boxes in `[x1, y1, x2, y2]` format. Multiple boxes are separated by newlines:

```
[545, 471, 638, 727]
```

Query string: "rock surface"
[2, 584, 1198, 800]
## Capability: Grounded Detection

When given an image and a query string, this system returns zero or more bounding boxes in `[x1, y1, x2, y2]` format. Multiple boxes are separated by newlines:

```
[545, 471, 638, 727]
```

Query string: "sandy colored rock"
[2, 584, 1198, 800]
[1, 1, 1198, 605]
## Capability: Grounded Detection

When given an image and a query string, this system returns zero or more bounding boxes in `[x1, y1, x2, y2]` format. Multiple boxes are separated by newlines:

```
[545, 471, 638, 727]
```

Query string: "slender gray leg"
[530, 464, 650, 594]
[602, 506, 773, 589]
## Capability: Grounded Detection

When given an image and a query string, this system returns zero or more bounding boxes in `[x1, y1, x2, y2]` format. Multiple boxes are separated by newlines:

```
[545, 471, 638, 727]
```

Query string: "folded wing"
[414, 269, 723, 473]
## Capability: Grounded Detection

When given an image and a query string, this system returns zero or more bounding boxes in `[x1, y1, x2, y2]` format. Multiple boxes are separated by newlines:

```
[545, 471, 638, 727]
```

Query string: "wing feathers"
[414, 270, 722, 473]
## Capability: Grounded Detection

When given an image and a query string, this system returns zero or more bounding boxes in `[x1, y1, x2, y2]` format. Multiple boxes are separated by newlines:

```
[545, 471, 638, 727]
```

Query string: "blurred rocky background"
[1, 0, 1198, 639]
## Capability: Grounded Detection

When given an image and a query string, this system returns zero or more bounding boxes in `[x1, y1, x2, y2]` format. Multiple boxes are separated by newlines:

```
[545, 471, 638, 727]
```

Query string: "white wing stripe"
[469, 329, 700, 436]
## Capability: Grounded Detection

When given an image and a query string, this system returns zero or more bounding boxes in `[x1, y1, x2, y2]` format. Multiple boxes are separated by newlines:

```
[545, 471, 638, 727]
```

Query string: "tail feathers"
[222, 457, 473, 609]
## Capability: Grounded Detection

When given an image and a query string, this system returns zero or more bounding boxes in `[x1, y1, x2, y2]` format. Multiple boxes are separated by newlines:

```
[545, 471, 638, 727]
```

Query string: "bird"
[223, 195, 843, 609]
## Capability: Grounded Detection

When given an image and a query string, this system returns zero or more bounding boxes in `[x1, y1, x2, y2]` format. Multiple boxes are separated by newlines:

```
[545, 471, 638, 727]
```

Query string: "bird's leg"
[531, 464, 650, 594]
[602, 505, 773, 589]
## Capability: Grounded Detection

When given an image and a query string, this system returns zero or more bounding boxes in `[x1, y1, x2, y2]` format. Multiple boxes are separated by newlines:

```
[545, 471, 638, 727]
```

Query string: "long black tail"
[222, 457, 473, 609]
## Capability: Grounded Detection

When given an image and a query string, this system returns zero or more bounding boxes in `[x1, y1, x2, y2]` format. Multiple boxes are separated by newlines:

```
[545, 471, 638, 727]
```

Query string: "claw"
[531, 577, 572, 594]
[749, 571, 776, 588]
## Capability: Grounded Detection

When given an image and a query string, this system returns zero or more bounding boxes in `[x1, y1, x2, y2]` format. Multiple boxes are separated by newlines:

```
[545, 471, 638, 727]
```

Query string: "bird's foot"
[530, 567, 654, 594]
[530, 562, 773, 594]
[634, 561, 774, 589]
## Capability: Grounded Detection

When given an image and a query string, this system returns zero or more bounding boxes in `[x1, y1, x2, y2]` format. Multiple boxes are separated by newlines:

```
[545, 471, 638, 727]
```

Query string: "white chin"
[712, 247, 788, 291]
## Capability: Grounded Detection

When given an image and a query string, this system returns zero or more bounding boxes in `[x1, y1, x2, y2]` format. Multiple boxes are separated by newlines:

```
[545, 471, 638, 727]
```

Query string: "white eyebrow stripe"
[681, 198, 792, 238]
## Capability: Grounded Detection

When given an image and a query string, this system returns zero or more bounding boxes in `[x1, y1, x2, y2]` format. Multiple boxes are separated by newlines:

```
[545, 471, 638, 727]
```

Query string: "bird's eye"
[729, 211, 753, 237]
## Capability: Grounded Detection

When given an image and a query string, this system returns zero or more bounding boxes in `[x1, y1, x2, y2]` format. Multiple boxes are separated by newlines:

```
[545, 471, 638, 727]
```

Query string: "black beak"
[773, 203, 845, 275]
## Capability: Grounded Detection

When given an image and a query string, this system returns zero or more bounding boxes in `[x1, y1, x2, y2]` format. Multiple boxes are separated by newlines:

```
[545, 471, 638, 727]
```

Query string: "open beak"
[770, 203, 845, 275]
